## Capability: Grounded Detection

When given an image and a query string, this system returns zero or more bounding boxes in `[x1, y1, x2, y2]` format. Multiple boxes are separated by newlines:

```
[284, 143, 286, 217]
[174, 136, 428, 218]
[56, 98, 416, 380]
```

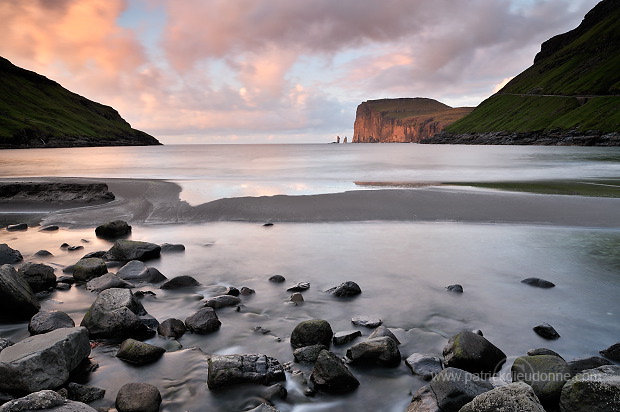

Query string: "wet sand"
[0, 177, 611, 228]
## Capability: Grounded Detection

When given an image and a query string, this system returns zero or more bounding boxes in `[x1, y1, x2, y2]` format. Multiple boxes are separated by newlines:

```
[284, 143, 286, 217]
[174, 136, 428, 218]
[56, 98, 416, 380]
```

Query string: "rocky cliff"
[0, 57, 160, 149]
[352, 98, 473, 143]
[423, 0, 620, 145]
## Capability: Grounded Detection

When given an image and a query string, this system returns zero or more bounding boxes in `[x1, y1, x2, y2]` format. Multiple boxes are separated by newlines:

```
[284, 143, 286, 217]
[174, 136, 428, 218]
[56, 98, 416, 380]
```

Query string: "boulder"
[533, 323, 560, 340]
[345, 336, 401, 367]
[86, 273, 134, 293]
[106, 240, 160, 262]
[459, 381, 545, 412]
[309, 350, 359, 394]
[559, 365, 620, 412]
[95, 220, 131, 238]
[406, 353, 443, 380]
[369, 325, 401, 344]
[160, 243, 185, 252]
[521, 277, 555, 288]
[0, 244, 22, 264]
[116, 338, 166, 365]
[429, 367, 493, 412]
[406, 385, 440, 412]
[568, 356, 613, 376]
[290, 319, 333, 349]
[0, 264, 40, 319]
[115, 383, 161, 412]
[158, 318, 186, 339]
[28, 309, 75, 335]
[442, 330, 506, 374]
[207, 354, 285, 390]
[18, 262, 56, 292]
[0, 390, 97, 412]
[0, 327, 90, 393]
[80, 288, 152, 339]
[160, 275, 200, 289]
[116, 260, 150, 281]
[333, 330, 362, 345]
[6, 223, 27, 231]
[66, 382, 105, 404]
[325, 281, 362, 297]
[72, 258, 107, 282]
[34, 250, 53, 257]
[600, 342, 620, 361]
[511, 354, 572, 406]
[268, 275, 285, 283]
[293, 344, 328, 364]
[184, 307, 221, 334]
[351, 315, 382, 328]
[204, 295, 241, 309]
[446, 284, 463, 293]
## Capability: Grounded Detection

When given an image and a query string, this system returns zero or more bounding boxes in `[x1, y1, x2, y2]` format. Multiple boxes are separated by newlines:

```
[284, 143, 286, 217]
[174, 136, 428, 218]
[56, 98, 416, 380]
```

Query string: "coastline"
[1, 177, 619, 229]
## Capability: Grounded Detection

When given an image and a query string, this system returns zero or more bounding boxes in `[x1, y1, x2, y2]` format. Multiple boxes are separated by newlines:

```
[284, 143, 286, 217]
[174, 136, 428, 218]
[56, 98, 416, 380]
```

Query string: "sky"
[0, 0, 601, 144]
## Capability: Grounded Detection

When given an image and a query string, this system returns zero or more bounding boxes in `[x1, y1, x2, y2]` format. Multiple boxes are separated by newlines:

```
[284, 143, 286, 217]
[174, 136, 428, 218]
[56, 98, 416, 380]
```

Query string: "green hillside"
[431, 0, 620, 144]
[0, 57, 160, 149]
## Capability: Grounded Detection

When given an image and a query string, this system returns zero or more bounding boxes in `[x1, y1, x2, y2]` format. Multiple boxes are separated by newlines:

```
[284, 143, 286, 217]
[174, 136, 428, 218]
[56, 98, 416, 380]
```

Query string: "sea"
[0, 143, 619, 411]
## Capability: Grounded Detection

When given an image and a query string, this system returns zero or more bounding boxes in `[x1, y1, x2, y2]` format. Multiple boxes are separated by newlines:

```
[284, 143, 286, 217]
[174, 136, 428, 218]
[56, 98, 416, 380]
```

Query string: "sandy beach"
[0, 177, 616, 228]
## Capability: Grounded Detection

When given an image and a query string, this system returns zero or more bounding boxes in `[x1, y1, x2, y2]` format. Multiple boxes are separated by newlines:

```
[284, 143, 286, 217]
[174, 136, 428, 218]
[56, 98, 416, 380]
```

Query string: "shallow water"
[1, 221, 618, 411]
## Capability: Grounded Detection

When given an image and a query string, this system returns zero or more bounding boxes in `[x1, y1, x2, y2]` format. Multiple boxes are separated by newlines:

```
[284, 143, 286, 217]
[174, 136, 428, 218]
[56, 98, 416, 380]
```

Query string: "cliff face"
[353, 98, 473, 143]
[0, 57, 161, 149]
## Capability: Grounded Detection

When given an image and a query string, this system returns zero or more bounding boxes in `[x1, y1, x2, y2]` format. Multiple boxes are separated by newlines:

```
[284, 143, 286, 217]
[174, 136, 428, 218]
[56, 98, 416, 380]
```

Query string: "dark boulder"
[204, 295, 241, 309]
[446, 284, 463, 293]
[18, 262, 57, 292]
[521, 277, 555, 288]
[95, 220, 131, 238]
[442, 330, 506, 374]
[28, 309, 75, 335]
[559, 365, 620, 412]
[346, 336, 401, 367]
[459, 381, 545, 412]
[333, 330, 362, 345]
[116, 338, 166, 365]
[106, 240, 160, 262]
[6, 223, 27, 231]
[369, 325, 401, 344]
[158, 318, 186, 339]
[512, 354, 572, 406]
[207, 354, 285, 390]
[533, 323, 560, 340]
[160, 275, 200, 289]
[290, 319, 333, 349]
[0, 244, 23, 264]
[406, 353, 443, 380]
[0, 264, 40, 319]
[429, 367, 493, 412]
[325, 281, 362, 297]
[309, 350, 359, 394]
[293, 344, 328, 364]
[116, 260, 150, 281]
[72, 257, 107, 282]
[67, 382, 106, 404]
[86, 273, 134, 293]
[568, 356, 613, 376]
[185, 307, 221, 334]
[115, 382, 161, 412]
[600, 342, 620, 361]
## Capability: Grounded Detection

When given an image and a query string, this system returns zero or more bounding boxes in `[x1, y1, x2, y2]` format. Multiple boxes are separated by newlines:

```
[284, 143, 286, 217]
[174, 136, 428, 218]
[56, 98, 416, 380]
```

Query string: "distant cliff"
[422, 0, 620, 145]
[352, 98, 473, 143]
[0, 56, 161, 149]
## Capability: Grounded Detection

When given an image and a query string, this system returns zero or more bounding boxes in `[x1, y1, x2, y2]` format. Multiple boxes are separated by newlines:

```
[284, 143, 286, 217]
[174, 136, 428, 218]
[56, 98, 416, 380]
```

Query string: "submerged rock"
[160, 243, 185, 252]
[207, 354, 285, 390]
[346, 336, 401, 367]
[0, 264, 40, 319]
[309, 350, 359, 394]
[6, 223, 27, 231]
[429, 367, 493, 412]
[95, 220, 131, 238]
[86, 273, 134, 293]
[116, 338, 166, 365]
[0, 244, 23, 264]
[28, 309, 75, 335]
[268, 275, 286, 283]
[446, 284, 463, 293]
[290, 319, 333, 349]
[286, 282, 310, 292]
[521, 277, 556, 288]
[204, 295, 241, 309]
[115, 383, 161, 412]
[0, 327, 90, 393]
[405, 353, 443, 381]
[459, 381, 545, 412]
[442, 330, 506, 374]
[158, 318, 187, 339]
[600, 342, 620, 361]
[106, 240, 161, 262]
[568, 356, 613, 376]
[325, 281, 362, 297]
[160, 275, 200, 289]
[0, 390, 97, 412]
[533, 323, 560, 340]
[184, 307, 221, 334]
[72, 257, 107, 282]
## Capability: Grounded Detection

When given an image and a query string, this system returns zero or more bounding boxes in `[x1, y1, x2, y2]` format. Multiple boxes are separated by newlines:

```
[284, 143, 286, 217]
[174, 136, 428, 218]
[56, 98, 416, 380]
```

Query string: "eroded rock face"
[207, 354, 285, 390]
[0, 327, 90, 393]
[0, 264, 40, 319]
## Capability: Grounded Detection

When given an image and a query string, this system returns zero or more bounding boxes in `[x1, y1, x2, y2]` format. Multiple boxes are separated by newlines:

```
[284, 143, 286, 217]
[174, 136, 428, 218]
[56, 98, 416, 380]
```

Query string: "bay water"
[0, 144, 619, 411]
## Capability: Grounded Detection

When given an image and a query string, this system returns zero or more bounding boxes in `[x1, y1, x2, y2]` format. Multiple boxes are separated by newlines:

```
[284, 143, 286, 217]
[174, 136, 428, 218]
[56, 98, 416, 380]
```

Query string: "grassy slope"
[363, 98, 474, 124]
[445, 0, 620, 135]
[0, 57, 159, 147]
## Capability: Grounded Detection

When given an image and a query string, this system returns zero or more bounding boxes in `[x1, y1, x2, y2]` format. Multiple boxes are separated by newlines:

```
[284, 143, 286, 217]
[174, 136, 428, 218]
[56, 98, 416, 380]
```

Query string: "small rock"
[333, 330, 362, 345]
[290, 319, 333, 349]
[533, 323, 560, 340]
[346, 336, 401, 367]
[325, 281, 362, 297]
[289, 292, 304, 303]
[521, 277, 556, 288]
[293, 344, 328, 363]
[160, 275, 200, 289]
[6, 223, 28, 231]
[600, 342, 620, 361]
[116, 338, 166, 365]
[146, 267, 167, 283]
[309, 350, 359, 394]
[158, 318, 187, 339]
[286, 282, 310, 292]
[406, 353, 443, 380]
[115, 383, 161, 412]
[263, 222, 274, 227]
[368, 325, 401, 344]
[55, 282, 71, 290]
[95, 220, 132, 238]
[68, 245, 84, 251]
[28, 309, 75, 335]
[39, 225, 59, 231]
[268, 275, 286, 283]
[60, 243, 70, 249]
[446, 284, 463, 293]
[34, 250, 53, 257]
[204, 295, 241, 309]
[185, 307, 221, 334]
[160, 243, 185, 252]
[240, 286, 255, 295]
[351, 315, 382, 328]
[472, 329, 484, 336]
[225, 286, 240, 296]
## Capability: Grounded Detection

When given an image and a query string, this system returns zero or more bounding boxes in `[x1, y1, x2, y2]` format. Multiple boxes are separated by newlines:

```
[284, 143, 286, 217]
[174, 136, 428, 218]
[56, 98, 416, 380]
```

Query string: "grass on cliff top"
[445, 94, 620, 133]
[446, 179, 620, 198]
[365, 98, 452, 120]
